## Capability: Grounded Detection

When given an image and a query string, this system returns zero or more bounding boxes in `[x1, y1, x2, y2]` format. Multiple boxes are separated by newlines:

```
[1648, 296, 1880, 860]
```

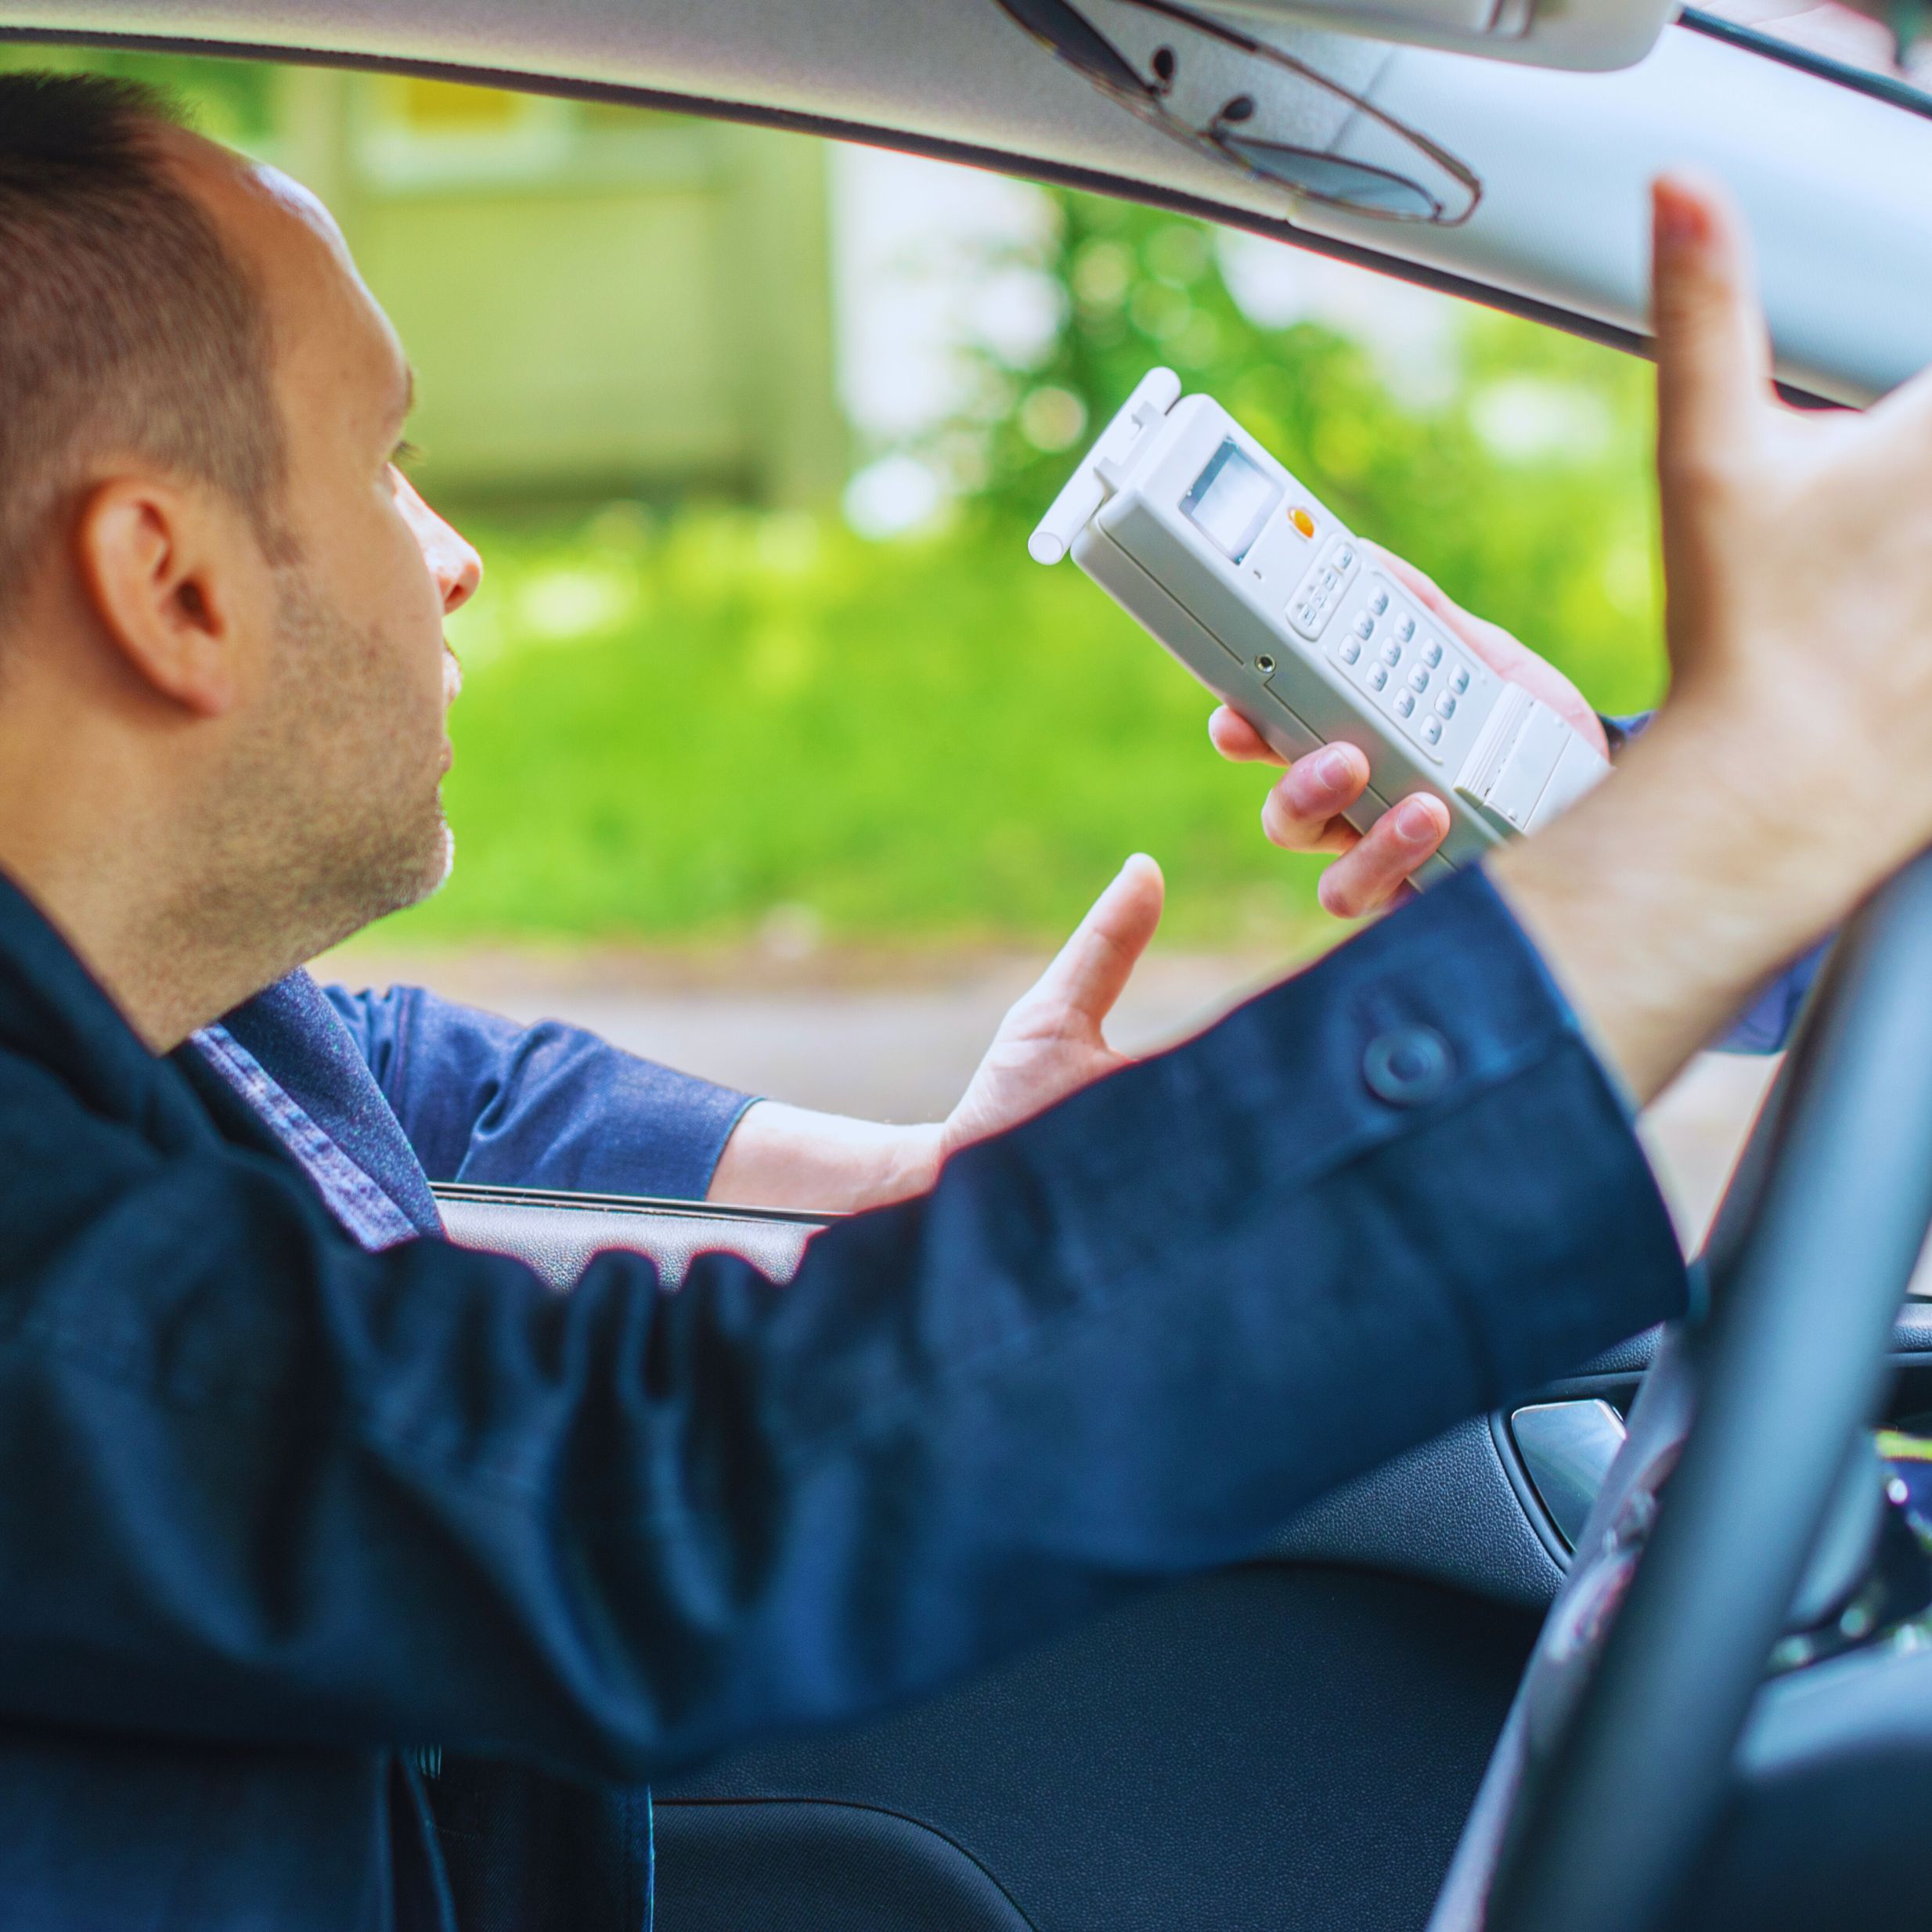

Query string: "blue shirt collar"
[209, 971, 445, 1242]
[0, 869, 441, 1248]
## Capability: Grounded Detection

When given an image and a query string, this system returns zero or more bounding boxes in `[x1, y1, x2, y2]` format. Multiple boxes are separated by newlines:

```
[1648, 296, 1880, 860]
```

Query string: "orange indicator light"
[1289, 506, 1315, 539]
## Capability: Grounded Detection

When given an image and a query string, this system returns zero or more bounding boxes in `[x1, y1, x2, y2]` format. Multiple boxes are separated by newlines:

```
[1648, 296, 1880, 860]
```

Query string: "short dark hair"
[0, 70, 285, 626]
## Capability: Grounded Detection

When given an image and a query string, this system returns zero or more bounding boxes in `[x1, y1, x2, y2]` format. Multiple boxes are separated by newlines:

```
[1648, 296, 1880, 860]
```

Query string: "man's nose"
[395, 470, 484, 616]
[424, 515, 483, 618]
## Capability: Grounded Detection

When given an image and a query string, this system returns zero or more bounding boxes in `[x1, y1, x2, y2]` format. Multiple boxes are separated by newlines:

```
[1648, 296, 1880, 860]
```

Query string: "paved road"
[323, 940, 1815, 1258]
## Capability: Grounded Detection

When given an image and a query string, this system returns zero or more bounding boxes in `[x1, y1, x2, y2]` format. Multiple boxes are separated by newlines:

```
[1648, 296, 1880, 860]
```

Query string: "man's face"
[169, 131, 481, 952]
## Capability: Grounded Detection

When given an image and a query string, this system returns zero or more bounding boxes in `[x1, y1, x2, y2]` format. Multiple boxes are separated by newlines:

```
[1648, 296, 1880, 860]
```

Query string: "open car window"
[10, 42, 1824, 1235]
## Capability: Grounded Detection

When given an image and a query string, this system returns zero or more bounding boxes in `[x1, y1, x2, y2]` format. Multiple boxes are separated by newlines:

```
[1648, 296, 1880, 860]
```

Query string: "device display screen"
[1181, 439, 1281, 564]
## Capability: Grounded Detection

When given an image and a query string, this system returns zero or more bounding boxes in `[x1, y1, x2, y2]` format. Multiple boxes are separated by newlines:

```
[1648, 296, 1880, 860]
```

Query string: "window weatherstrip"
[1681, 9, 1932, 125]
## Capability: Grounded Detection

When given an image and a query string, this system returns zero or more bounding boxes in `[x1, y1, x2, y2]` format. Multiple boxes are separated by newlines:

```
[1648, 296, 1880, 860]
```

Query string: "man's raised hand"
[709, 858, 1166, 1210]
[1491, 171, 1932, 1104]
[939, 855, 1164, 1157]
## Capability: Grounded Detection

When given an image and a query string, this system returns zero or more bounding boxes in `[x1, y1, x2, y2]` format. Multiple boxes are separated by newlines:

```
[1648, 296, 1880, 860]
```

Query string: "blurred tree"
[0, 42, 276, 141]
[938, 187, 1666, 714]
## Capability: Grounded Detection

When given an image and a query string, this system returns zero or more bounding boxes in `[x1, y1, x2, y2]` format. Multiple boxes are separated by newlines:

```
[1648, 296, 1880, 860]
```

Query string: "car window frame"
[1681, 6, 1932, 123]
[0, 30, 1862, 408]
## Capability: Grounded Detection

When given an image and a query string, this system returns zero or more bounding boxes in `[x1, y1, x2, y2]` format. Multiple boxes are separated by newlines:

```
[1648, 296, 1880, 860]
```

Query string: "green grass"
[377, 483, 1667, 955]
[372, 194, 1674, 958]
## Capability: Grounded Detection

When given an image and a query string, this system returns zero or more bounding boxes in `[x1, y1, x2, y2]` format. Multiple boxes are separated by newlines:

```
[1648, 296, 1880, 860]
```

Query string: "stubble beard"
[187, 563, 458, 989]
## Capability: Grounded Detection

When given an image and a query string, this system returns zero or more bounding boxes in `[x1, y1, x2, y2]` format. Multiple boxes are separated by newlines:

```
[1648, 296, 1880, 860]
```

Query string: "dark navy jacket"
[0, 863, 1687, 1930]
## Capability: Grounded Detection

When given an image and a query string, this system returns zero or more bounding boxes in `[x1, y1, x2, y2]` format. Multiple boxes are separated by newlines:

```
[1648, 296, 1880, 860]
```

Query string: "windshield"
[1689, 0, 1932, 111]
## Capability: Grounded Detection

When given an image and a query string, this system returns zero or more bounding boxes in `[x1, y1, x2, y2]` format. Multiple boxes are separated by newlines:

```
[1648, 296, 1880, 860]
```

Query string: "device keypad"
[1286, 535, 1361, 639]
[1322, 571, 1479, 765]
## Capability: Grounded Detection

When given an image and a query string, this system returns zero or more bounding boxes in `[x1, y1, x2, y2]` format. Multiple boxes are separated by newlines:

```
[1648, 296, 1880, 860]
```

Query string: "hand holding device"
[1030, 367, 1612, 889]
[1211, 548, 1608, 915]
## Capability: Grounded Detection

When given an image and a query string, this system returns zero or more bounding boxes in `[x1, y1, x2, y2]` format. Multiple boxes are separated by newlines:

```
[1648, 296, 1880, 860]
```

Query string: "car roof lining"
[0, 18, 1841, 407]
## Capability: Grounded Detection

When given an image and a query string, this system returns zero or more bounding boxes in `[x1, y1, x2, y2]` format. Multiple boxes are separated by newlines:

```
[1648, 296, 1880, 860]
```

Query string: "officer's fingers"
[1208, 706, 1287, 766]
[1653, 171, 1771, 482]
[1370, 546, 1461, 628]
[1315, 795, 1450, 918]
[1260, 744, 1372, 852]
[1029, 853, 1166, 1028]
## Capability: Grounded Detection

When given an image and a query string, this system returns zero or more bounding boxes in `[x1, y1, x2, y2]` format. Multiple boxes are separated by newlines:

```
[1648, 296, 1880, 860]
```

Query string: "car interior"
[9, 0, 1932, 1926]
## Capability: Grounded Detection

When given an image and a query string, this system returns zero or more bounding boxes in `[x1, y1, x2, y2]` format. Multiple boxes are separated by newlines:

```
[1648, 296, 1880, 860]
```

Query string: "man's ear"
[72, 477, 259, 718]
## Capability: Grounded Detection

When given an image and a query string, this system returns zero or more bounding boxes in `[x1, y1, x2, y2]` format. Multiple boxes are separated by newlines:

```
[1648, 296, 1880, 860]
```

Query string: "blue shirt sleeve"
[319, 984, 756, 1201]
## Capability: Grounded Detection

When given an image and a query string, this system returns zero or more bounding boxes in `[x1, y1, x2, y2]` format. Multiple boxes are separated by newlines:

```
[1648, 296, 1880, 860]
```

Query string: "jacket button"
[1363, 1024, 1453, 1105]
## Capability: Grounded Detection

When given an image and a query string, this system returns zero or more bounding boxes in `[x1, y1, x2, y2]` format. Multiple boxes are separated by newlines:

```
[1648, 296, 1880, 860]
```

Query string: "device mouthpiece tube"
[1027, 478, 1101, 565]
[1029, 366, 1182, 565]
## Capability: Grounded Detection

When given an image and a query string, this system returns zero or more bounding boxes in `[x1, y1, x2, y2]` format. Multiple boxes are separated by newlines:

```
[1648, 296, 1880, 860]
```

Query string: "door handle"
[1509, 1398, 1627, 1552]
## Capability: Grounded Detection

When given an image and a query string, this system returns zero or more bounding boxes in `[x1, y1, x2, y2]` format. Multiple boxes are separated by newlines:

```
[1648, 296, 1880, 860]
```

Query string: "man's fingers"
[1208, 706, 1287, 766]
[1030, 853, 1166, 1027]
[1653, 172, 1771, 481]
[1316, 795, 1450, 918]
[1260, 742, 1372, 852]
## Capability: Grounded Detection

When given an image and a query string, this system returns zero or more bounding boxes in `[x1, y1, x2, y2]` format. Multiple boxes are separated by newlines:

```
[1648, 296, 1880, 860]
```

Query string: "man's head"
[0, 71, 480, 1046]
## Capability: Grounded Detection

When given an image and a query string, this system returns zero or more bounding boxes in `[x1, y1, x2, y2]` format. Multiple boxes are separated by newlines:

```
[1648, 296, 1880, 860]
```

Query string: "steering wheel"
[1427, 847, 1932, 1932]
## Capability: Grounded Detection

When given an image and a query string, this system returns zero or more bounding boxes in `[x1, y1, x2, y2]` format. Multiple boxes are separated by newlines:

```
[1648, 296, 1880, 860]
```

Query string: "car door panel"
[434, 1181, 821, 1289]
[658, 1564, 1539, 1932]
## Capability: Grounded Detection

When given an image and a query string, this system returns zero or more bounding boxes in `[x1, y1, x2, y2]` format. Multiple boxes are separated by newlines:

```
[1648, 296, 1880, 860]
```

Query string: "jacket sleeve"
[0, 868, 1685, 1786]
[320, 982, 755, 1199]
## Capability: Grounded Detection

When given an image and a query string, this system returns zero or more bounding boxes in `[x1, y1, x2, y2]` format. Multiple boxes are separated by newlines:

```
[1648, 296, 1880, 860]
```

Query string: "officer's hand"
[1208, 548, 1608, 917]
[940, 855, 1163, 1157]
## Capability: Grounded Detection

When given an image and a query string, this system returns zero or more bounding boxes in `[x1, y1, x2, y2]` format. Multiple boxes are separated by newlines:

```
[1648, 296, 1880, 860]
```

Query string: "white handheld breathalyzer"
[1029, 369, 1609, 884]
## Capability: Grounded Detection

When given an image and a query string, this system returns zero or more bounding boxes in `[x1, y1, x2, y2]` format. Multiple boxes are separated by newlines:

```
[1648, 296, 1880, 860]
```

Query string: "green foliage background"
[2, 48, 1669, 950]
[398, 190, 1667, 950]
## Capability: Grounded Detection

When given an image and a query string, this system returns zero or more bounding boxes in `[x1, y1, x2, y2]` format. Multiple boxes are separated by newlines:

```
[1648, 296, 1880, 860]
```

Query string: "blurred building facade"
[1, 51, 847, 510]
[271, 74, 844, 509]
